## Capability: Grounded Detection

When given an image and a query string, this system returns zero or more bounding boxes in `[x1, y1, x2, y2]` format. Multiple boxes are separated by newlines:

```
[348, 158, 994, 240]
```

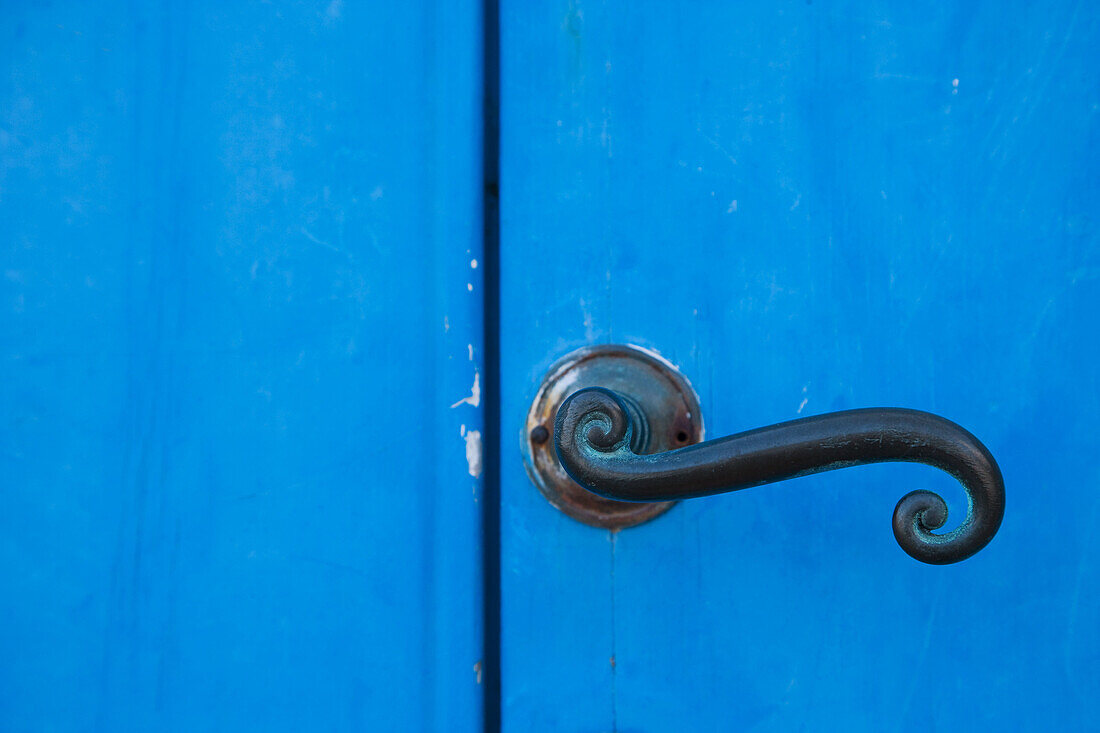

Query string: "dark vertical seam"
[481, 0, 501, 730]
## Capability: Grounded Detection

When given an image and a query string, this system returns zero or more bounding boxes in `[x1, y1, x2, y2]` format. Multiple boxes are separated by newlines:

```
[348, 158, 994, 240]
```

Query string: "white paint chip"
[451, 372, 481, 408]
[470, 259, 478, 269]
[465, 429, 483, 478]
[467, 283, 473, 291]
[727, 200, 738, 213]
[579, 297, 595, 341]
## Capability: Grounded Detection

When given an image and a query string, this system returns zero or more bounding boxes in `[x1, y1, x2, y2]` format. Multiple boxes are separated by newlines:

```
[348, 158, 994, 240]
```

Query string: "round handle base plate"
[522, 344, 703, 529]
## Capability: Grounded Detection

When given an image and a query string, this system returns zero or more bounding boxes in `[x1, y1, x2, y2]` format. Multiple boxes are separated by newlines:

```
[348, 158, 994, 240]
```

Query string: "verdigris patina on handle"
[554, 387, 1005, 564]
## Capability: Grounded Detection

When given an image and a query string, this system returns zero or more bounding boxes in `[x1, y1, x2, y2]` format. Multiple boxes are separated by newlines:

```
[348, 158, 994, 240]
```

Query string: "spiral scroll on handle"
[554, 387, 1005, 564]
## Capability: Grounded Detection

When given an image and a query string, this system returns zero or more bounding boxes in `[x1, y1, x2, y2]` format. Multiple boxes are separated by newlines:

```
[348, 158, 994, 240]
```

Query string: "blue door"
[2, 2, 485, 730]
[499, 1, 1099, 731]
[4, 2, 1099, 732]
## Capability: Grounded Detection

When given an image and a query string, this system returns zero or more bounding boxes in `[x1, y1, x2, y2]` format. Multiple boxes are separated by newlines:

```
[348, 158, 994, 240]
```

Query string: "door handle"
[553, 387, 1005, 565]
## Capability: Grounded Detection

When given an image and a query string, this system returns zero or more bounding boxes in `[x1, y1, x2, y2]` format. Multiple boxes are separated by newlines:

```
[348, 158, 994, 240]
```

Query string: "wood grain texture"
[500, 1, 1099, 730]
[1, 2, 485, 730]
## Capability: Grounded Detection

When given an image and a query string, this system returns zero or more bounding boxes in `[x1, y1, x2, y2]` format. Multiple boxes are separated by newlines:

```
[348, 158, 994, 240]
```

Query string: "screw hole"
[675, 430, 689, 443]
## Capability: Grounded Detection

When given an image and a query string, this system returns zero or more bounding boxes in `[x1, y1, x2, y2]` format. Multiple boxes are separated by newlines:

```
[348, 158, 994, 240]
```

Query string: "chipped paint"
[464, 428, 482, 478]
[579, 297, 595, 341]
[451, 372, 481, 408]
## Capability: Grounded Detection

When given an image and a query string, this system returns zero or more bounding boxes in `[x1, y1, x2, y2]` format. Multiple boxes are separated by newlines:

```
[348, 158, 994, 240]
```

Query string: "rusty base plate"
[522, 344, 704, 530]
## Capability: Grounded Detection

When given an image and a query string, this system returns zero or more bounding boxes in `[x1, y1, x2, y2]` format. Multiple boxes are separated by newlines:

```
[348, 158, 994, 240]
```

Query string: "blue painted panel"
[1, 2, 484, 730]
[501, 1, 1099, 730]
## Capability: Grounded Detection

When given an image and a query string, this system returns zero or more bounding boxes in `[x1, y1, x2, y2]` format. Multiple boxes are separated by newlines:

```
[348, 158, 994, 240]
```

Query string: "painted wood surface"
[1, 2, 485, 730]
[500, 1, 1099, 730]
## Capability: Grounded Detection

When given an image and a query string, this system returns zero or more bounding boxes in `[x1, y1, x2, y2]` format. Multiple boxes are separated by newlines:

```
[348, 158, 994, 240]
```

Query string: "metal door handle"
[554, 387, 1005, 564]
